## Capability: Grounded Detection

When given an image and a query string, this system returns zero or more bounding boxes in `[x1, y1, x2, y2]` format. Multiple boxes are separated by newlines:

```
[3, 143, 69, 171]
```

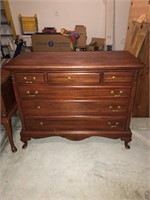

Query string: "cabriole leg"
[121, 137, 132, 149]
[2, 118, 17, 153]
[22, 142, 28, 149]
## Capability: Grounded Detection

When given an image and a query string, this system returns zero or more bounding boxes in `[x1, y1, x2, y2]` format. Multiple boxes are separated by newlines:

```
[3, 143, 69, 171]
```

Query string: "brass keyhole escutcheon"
[112, 76, 116, 79]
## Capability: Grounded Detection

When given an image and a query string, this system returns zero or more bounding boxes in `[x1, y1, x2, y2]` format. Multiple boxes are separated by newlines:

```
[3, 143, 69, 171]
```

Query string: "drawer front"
[21, 100, 129, 115]
[25, 116, 127, 131]
[47, 73, 100, 85]
[103, 72, 133, 83]
[17, 86, 131, 99]
[14, 73, 44, 84]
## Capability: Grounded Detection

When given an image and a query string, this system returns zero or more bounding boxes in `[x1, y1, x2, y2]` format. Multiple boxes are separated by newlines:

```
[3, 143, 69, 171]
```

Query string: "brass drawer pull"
[109, 105, 121, 112]
[26, 90, 39, 97]
[111, 90, 123, 97]
[108, 122, 119, 128]
[24, 76, 36, 83]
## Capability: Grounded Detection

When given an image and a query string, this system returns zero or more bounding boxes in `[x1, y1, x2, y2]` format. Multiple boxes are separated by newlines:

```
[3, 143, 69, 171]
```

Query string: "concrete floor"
[0, 117, 150, 200]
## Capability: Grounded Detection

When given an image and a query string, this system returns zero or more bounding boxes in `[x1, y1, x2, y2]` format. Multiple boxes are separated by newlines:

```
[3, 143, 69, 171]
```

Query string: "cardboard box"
[87, 37, 105, 51]
[31, 34, 72, 52]
[87, 45, 98, 51]
[75, 25, 86, 48]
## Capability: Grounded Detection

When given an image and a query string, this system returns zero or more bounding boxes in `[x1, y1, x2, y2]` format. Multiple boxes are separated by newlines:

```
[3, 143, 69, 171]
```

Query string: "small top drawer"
[47, 73, 100, 85]
[103, 71, 133, 83]
[14, 73, 44, 84]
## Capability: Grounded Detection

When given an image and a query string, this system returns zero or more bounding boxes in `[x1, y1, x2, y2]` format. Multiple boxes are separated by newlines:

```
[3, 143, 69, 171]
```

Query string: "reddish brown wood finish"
[3, 51, 144, 149]
[1, 69, 17, 152]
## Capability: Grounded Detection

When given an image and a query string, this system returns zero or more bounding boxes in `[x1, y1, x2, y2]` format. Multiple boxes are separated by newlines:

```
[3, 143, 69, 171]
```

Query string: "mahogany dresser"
[4, 51, 144, 149]
[1, 68, 17, 152]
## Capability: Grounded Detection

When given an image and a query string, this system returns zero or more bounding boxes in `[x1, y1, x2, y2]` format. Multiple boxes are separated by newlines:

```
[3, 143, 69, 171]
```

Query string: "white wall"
[114, 0, 130, 50]
[9, 0, 130, 50]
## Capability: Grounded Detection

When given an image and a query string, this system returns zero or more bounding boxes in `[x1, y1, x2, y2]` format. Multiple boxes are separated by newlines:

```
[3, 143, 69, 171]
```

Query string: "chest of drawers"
[1, 69, 17, 152]
[4, 51, 144, 149]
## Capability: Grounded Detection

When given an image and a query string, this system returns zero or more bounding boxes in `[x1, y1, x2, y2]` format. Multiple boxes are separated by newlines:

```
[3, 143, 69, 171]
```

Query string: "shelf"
[1, 9, 5, 13]
[1, 44, 10, 48]
[1, 34, 13, 37]
[1, 0, 16, 59]
[1, 21, 10, 25]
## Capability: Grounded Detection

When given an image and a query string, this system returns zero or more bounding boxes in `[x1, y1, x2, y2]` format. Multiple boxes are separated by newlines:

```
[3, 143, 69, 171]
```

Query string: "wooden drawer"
[21, 100, 129, 115]
[14, 73, 44, 84]
[17, 86, 131, 100]
[103, 71, 133, 83]
[47, 73, 100, 85]
[25, 116, 127, 131]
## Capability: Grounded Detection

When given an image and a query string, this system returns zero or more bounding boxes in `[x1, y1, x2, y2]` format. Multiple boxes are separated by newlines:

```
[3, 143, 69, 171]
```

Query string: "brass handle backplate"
[109, 105, 121, 112]
[26, 90, 39, 97]
[24, 76, 36, 83]
[111, 90, 123, 97]
[108, 122, 119, 128]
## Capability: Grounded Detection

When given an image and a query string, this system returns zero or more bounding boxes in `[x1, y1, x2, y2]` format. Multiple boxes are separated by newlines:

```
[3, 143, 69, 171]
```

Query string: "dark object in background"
[107, 45, 112, 51]
[1, 46, 11, 59]
[13, 39, 26, 58]
[42, 27, 56, 34]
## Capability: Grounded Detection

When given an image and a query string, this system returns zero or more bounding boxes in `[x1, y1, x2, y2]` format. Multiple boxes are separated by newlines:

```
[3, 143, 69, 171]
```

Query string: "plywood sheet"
[125, 0, 150, 117]
[124, 0, 149, 52]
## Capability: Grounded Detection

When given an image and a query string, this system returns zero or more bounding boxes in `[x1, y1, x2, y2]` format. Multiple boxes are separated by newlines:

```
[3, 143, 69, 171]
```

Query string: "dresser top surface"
[3, 51, 144, 71]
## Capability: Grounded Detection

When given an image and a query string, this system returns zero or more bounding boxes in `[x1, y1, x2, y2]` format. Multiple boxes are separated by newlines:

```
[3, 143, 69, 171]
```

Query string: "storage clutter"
[31, 24, 105, 52]
[87, 38, 105, 51]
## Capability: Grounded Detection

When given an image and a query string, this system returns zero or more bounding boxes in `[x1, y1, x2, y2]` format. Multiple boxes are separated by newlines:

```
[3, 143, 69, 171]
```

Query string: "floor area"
[0, 117, 150, 200]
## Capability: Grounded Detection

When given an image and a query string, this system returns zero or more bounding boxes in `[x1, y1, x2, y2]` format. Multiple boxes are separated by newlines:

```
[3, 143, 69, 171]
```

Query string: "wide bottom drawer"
[25, 116, 127, 131]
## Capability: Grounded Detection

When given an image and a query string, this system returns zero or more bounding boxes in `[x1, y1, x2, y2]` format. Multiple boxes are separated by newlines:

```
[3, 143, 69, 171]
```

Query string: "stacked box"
[31, 34, 72, 52]
[75, 25, 87, 48]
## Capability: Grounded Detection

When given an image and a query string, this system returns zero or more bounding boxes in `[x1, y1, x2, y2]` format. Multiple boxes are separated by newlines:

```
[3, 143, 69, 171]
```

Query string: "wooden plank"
[124, 0, 149, 51]
[125, 0, 149, 117]
[129, 22, 148, 57]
